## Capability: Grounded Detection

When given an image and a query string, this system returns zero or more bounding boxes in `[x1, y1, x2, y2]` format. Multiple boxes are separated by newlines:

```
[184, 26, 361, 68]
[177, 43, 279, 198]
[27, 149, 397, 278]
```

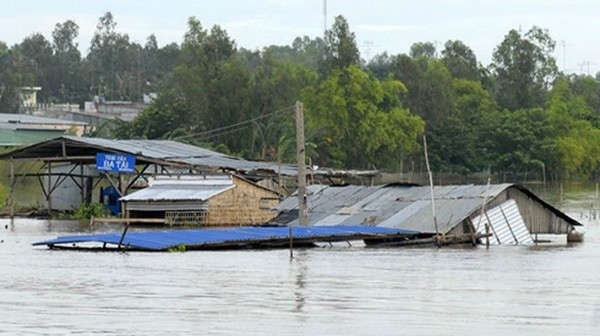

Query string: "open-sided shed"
[0, 135, 298, 215]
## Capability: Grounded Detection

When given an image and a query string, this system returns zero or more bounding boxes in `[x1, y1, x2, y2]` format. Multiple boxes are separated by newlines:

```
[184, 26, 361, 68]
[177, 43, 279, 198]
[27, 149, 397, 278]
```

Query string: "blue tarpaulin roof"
[33, 225, 420, 251]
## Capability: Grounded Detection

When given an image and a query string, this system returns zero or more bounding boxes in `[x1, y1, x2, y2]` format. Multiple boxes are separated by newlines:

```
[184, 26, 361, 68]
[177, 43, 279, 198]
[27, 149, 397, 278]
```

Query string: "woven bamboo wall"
[204, 176, 279, 226]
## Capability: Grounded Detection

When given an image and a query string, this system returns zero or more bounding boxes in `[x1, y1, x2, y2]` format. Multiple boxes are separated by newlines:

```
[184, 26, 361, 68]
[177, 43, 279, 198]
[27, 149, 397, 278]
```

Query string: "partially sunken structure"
[120, 175, 279, 226]
[273, 183, 582, 244]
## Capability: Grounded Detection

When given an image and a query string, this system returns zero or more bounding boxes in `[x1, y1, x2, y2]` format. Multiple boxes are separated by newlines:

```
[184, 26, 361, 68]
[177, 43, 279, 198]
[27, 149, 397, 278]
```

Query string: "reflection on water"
[292, 250, 308, 314]
[1, 186, 599, 335]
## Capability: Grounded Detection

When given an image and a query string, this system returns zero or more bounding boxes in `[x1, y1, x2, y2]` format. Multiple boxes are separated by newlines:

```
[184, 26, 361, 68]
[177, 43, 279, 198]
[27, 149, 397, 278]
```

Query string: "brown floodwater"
[1, 187, 599, 335]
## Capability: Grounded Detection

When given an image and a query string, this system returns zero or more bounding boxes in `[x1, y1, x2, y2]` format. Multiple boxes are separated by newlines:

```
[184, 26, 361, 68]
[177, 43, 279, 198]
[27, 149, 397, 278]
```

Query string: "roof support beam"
[123, 163, 151, 194]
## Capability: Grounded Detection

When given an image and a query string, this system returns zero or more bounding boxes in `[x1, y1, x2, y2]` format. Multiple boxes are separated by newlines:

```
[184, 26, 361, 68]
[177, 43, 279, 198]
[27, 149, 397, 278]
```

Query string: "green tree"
[322, 15, 360, 73]
[487, 108, 554, 178]
[125, 90, 190, 139]
[441, 40, 479, 81]
[51, 20, 84, 102]
[410, 41, 436, 59]
[88, 12, 140, 100]
[544, 78, 600, 178]
[491, 26, 558, 110]
[570, 74, 600, 126]
[366, 52, 393, 79]
[302, 65, 424, 169]
[390, 55, 453, 128]
[0, 41, 21, 112]
[248, 52, 318, 161]
[428, 79, 498, 173]
[11, 33, 54, 103]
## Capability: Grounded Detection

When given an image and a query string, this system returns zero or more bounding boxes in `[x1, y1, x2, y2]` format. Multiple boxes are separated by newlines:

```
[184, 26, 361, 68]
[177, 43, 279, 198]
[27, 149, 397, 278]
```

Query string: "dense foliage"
[1, 13, 599, 180]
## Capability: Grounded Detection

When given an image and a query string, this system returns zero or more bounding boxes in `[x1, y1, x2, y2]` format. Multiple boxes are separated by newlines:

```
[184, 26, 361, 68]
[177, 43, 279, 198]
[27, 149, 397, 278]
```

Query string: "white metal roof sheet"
[120, 184, 235, 202]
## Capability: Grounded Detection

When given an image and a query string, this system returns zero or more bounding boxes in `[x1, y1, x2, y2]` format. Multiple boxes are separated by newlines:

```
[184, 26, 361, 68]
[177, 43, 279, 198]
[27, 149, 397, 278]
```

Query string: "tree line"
[1, 12, 599, 181]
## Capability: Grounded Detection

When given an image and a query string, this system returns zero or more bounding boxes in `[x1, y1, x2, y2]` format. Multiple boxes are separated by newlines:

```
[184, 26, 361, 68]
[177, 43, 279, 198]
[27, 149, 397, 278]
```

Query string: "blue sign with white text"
[96, 153, 136, 173]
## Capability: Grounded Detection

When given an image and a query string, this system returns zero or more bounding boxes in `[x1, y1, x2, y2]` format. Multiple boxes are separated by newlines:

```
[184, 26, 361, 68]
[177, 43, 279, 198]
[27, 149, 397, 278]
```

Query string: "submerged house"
[273, 183, 582, 244]
[120, 175, 279, 226]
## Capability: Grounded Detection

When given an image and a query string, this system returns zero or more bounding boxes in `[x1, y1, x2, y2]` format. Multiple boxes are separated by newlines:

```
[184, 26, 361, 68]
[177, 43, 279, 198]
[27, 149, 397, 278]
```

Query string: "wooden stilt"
[47, 161, 52, 216]
[117, 222, 130, 251]
[9, 158, 15, 220]
[80, 164, 85, 205]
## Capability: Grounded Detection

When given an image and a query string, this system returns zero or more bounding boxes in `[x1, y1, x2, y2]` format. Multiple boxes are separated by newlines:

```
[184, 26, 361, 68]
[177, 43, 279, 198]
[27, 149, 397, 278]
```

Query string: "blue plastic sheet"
[33, 225, 419, 251]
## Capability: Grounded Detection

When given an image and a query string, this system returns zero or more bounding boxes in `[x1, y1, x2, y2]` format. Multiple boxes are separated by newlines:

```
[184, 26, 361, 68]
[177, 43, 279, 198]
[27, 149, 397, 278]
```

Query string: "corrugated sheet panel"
[473, 199, 533, 245]
[276, 184, 511, 233]
[0, 113, 87, 125]
[125, 201, 208, 211]
[120, 184, 234, 202]
[378, 198, 483, 233]
[33, 225, 421, 251]
[60, 136, 307, 176]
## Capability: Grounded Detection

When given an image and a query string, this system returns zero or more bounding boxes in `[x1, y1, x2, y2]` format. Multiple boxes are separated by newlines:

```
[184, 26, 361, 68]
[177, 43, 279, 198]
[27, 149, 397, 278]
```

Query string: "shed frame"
[0, 136, 291, 216]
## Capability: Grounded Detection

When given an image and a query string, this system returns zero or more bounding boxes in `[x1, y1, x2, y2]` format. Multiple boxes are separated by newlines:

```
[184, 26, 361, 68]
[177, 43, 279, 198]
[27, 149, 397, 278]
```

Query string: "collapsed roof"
[273, 183, 581, 234]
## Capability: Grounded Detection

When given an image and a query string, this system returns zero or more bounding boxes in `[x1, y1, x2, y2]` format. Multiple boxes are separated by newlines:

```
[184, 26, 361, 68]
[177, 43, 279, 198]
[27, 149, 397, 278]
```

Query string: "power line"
[173, 104, 296, 141]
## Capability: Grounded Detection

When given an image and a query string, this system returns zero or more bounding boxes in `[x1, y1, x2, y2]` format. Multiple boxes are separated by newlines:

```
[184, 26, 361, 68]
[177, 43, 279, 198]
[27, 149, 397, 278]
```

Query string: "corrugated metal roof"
[65, 135, 307, 175]
[33, 225, 420, 251]
[120, 175, 235, 202]
[1, 136, 383, 179]
[0, 135, 305, 176]
[0, 113, 87, 125]
[276, 184, 516, 233]
[120, 184, 234, 202]
[0, 129, 66, 147]
[474, 199, 533, 245]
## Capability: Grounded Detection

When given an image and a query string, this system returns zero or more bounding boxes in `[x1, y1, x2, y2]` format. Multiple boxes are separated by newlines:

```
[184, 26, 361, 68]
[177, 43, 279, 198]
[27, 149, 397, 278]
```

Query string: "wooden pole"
[47, 161, 52, 216]
[292, 101, 307, 259]
[80, 164, 85, 205]
[9, 158, 15, 220]
[422, 135, 439, 245]
[475, 177, 491, 241]
[485, 223, 490, 249]
[296, 101, 307, 226]
[117, 222, 130, 251]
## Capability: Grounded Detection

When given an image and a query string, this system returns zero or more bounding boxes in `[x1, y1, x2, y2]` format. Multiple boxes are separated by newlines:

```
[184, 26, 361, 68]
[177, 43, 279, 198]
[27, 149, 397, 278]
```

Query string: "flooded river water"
[1, 187, 599, 335]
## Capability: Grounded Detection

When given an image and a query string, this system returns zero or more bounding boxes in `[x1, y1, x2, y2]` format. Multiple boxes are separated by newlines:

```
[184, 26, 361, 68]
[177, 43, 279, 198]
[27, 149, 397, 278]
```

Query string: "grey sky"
[1, 0, 599, 74]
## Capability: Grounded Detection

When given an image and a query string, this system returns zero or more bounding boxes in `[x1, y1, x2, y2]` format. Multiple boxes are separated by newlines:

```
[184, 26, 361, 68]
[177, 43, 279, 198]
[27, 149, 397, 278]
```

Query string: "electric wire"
[172, 105, 295, 141]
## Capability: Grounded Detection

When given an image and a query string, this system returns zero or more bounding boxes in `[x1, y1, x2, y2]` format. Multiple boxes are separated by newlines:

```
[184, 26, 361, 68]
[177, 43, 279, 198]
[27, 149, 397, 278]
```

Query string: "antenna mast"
[323, 0, 327, 35]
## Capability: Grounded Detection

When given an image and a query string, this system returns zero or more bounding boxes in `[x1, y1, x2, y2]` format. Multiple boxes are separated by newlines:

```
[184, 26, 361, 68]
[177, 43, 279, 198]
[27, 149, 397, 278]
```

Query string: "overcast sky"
[2, 0, 599, 75]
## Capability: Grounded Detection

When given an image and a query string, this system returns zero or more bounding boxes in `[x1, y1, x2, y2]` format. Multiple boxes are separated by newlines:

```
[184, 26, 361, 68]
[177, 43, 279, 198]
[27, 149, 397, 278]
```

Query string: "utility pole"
[290, 101, 307, 260]
[323, 0, 327, 35]
[296, 101, 308, 227]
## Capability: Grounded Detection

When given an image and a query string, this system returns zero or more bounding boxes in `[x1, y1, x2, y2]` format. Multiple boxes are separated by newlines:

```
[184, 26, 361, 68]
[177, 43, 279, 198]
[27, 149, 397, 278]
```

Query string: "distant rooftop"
[0, 113, 87, 126]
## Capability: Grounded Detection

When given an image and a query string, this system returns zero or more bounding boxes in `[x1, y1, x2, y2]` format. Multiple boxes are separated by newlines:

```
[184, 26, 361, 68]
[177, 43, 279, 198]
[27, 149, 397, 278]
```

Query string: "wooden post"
[80, 164, 85, 205]
[117, 222, 130, 251]
[296, 101, 307, 227]
[292, 101, 307, 260]
[485, 223, 490, 249]
[9, 158, 15, 220]
[422, 135, 439, 245]
[47, 161, 52, 216]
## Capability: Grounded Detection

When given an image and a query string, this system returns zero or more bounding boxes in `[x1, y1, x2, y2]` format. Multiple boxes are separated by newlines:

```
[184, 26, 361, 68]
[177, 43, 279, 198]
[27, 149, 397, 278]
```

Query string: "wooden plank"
[91, 217, 166, 224]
